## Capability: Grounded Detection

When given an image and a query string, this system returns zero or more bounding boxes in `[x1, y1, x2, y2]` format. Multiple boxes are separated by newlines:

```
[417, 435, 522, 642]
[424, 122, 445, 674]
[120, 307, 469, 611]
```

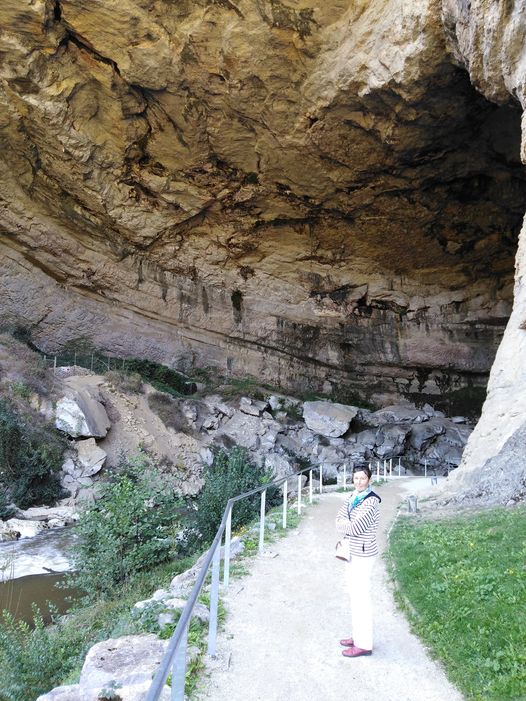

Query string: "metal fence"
[144, 464, 326, 701]
[41, 351, 127, 375]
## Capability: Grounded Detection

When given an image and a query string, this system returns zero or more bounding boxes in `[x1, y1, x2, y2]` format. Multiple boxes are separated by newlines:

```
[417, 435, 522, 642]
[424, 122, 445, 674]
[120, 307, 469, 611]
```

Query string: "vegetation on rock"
[0, 397, 66, 513]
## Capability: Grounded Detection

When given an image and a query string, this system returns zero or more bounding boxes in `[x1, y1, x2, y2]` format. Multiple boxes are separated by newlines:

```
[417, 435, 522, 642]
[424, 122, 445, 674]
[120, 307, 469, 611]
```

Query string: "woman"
[335, 464, 381, 657]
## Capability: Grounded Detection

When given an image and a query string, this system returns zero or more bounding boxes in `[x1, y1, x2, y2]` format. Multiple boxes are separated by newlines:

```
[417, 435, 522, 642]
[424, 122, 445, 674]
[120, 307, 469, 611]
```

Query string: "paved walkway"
[200, 478, 464, 701]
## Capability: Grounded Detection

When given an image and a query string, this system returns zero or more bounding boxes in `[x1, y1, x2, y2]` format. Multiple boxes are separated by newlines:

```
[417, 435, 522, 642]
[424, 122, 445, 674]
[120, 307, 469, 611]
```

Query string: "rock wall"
[0, 2, 525, 413]
[441, 1, 526, 502]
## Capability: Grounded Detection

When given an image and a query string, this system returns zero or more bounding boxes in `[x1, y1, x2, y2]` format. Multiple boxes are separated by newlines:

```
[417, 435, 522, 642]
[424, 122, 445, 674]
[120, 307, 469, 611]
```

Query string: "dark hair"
[352, 464, 372, 479]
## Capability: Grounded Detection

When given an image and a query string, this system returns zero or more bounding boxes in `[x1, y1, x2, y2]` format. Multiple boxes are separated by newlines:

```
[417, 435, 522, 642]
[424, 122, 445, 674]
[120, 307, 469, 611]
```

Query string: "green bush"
[123, 359, 188, 396]
[191, 446, 278, 544]
[0, 606, 86, 701]
[70, 454, 183, 598]
[0, 397, 66, 509]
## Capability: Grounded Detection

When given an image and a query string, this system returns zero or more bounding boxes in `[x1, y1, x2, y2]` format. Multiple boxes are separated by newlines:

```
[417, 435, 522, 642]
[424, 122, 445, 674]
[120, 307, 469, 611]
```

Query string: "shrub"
[191, 446, 279, 544]
[70, 454, 183, 598]
[123, 359, 188, 396]
[0, 397, 66, 509]
[105, 370, 143, 394]
[147, 392, 193, 434]
[0, 606, 86, 701]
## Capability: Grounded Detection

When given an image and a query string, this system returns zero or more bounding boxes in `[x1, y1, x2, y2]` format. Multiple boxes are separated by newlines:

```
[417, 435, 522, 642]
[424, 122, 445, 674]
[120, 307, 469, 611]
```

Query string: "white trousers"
[344, 555, 376, 650]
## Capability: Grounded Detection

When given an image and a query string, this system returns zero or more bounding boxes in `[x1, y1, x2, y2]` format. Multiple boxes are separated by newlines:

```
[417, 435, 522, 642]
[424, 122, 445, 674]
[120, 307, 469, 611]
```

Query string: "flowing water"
[0, 527, 78, 623]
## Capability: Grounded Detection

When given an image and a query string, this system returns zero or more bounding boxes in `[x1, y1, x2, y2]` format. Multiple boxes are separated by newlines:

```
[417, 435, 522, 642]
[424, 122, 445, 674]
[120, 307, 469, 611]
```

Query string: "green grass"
[388, 507, 526, 701]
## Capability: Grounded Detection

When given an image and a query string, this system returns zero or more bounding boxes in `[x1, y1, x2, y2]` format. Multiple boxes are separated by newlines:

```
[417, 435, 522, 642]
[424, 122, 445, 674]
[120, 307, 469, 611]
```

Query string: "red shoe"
[339, 638, 354, 647]
[342, 645, 372, 657]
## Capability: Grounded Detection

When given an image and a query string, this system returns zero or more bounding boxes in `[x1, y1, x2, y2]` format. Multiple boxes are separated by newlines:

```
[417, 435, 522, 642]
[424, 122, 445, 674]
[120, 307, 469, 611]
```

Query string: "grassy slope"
[389, 507, 526, 701]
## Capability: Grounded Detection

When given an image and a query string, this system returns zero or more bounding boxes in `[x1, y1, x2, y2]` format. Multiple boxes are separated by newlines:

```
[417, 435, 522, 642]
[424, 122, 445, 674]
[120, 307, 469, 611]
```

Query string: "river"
[0, 527, 78, 624]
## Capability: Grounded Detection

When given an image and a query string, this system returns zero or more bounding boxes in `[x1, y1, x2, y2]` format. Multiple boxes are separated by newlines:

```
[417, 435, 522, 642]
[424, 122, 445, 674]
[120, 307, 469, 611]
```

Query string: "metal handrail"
[145, 464, 324, 701]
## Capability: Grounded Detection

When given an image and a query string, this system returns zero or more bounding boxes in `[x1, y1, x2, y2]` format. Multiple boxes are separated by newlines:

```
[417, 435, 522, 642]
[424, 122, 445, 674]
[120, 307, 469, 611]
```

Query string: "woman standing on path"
[336, 464, 381, 658]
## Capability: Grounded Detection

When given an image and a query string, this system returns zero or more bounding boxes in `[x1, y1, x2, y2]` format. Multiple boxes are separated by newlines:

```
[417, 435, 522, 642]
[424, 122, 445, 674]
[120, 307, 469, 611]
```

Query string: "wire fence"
[41, 351, 130, 375]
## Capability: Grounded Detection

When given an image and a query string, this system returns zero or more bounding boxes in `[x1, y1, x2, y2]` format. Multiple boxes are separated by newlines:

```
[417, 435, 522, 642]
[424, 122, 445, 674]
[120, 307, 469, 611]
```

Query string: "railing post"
[282, 480, 288, 529]
[207, 542, 221, 657]
[171, 620, 188, 701]
[297, 475, 302, 515]
[319, 465, 323, 494]
[309, 470, 313, 504]
[258, 489, 266, 554]
[223, 505, 232, 588]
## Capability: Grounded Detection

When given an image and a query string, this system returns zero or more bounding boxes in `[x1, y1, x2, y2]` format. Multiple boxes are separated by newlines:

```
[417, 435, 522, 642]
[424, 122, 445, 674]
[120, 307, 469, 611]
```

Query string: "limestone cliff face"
[440, 0, 526, 501]
[0, 1, 525, 412]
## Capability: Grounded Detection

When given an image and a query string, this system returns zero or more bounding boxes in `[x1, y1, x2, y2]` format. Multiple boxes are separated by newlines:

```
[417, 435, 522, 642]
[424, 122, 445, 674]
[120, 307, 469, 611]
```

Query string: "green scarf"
[348, 487, 372, 514]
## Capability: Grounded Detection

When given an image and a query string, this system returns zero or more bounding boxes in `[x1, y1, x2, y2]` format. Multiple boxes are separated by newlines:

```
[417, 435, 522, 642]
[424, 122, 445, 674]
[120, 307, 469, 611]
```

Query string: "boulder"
[353, 429, 377, 453]
[3, 518, 45, 538]
[366, 405, 429, 426]
[258, 419, 282, 451]
[239, 396, 269, 416]
[78, 635, 170, 698]
[217, 411, 262, 450]
[277, 427, 320, 455]
[62, 475, 79, 498]
[0, 526, 20, 542]
[442, 423, 472, 447]
[76, 438, 107, 476]
[264, 453, 294, 479]
[284, 473, 308, 495]
[220, 535, 245, 560]
[182, 401, 198, 423]
[36, 685, 84, 701]
[169, 550, 209, 597]
[199, 447, 214, 465]
[20, 505, 78, 524]
[302, 401, 359, 438]
[37, 634, 171, 701]
[424, 436, 463, 467]
[408, 418, 446, 451]
[55, 382, 110, 438]
[374, 425, 411, 458]
[61, 458, 78, 477]
[159, 598, 209, 624]
[202, 395, 234, 417]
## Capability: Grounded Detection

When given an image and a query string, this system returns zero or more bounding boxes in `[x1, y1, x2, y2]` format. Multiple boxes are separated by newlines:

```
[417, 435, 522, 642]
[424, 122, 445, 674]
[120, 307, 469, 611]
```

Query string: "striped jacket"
[335, 491, 381, 557]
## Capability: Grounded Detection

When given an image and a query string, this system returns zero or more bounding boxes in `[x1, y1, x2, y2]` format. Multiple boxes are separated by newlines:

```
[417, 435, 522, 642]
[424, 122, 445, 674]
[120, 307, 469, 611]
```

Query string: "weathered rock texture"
[1, 0, 525, 414]
[439, 1, 526, 503]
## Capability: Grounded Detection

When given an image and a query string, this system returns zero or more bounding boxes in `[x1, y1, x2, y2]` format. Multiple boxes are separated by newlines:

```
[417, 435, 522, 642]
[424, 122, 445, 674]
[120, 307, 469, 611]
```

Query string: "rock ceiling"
[1, 0, 525, 411]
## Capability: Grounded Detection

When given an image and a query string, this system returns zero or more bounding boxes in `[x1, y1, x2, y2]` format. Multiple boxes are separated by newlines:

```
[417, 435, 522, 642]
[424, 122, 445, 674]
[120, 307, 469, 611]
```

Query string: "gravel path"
[200, 478, 464, 701]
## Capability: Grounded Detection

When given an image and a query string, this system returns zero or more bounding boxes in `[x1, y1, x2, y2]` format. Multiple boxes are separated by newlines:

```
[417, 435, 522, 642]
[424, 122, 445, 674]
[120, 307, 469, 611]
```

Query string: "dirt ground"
[199, 478, 464, 701]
